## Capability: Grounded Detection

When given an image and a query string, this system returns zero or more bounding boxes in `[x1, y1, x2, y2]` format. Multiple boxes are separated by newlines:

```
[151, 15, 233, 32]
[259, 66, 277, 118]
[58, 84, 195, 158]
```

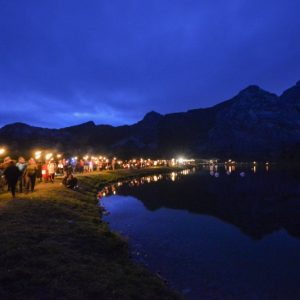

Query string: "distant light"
[34, 150, 42, 160]
[171, 172, 177, 181]
[177, 157, 184, 164]
[0, 148, 5, 155]
[45, 153, 53, 160]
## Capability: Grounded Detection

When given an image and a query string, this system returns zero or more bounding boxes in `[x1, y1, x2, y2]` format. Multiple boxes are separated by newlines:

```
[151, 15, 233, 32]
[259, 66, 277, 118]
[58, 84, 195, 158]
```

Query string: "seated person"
[66, 174, 78, 190]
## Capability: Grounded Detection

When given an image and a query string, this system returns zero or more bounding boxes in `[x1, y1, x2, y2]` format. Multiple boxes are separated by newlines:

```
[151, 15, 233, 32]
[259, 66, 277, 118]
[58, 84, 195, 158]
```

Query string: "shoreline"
[0, 167, 184, 299]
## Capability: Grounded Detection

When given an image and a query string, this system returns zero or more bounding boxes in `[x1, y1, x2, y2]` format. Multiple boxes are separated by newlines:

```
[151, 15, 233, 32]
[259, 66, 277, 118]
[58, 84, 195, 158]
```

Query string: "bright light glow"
[35, 150, 42, 159]
[0, 148, 5, 155]
[177, 157, 184, 164]
[45, 153, 53, 160]
[171, 172, 177, 181]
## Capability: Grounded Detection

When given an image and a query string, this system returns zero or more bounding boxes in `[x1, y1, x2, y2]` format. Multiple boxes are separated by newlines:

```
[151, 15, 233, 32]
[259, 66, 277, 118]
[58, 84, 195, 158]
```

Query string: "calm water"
[101, 165, 300, 299]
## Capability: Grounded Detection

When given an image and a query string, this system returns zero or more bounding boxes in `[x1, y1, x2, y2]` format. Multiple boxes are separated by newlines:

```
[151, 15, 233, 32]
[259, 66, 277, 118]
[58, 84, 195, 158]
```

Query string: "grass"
[0, 167, 183, 300]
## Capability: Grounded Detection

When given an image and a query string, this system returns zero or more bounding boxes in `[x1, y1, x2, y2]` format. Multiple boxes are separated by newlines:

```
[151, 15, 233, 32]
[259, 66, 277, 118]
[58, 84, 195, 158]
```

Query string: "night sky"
[0, 0, 299, 128]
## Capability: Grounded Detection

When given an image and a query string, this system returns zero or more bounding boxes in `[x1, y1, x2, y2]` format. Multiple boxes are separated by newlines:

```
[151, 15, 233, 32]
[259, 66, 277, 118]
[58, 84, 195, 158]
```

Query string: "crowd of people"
[0, 156, 79, 198]
[0, 155, 158, 198]
[0, 155, 193, 198]
[0, 156, 39, 198]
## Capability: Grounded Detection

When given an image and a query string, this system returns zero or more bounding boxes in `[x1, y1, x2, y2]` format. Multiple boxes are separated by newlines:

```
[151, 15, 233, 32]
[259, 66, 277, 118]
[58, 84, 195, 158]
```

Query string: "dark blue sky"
[0, 0, 299, 128]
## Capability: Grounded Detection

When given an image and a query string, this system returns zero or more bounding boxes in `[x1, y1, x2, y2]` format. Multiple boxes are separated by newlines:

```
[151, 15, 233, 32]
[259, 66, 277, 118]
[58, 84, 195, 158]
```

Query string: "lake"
[101, 165, 300, 299]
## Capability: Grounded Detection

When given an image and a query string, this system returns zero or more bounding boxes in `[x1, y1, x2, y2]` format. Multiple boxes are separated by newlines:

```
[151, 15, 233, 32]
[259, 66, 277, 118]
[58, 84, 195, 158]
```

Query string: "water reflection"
[99, 164, 300, 241]
[99, 164, 272, 200]
[98, 168, 196, 199]
[101, 165, 300, 299]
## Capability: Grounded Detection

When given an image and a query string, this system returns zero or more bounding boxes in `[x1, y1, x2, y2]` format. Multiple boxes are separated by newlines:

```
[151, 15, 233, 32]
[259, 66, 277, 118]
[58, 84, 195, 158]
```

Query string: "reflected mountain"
[102, 167, 300, 240]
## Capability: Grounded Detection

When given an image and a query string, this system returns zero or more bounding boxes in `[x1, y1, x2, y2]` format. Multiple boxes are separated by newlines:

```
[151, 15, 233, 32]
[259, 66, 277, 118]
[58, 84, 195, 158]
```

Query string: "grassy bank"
[0, 167, 183, 299]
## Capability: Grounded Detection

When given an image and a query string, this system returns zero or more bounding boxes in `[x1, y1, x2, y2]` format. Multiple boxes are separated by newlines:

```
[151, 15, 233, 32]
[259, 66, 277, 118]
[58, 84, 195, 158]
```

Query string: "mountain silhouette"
[1, 82, 300, 160]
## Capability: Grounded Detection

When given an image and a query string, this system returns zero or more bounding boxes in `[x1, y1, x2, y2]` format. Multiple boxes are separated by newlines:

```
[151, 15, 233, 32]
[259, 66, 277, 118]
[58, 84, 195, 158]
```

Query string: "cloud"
[0, 0, 299, 128]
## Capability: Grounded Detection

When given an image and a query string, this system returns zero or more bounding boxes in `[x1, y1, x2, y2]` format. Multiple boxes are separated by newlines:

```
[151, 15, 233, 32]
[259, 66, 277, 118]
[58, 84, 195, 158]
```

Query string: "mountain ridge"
[1, 82, 300, 160]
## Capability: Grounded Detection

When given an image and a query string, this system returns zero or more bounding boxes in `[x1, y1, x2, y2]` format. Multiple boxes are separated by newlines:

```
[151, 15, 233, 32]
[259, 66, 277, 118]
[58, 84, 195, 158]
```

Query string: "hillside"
[1, 82, 300, 160]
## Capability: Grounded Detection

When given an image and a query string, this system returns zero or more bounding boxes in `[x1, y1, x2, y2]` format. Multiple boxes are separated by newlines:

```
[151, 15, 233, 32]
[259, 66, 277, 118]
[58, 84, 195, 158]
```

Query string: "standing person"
[79, 159, 84, 173]
[57, 160, 64, 175]
[41, 162, 49, 182]
[25, 158, 37, 192]
[66, 163, 73, 176]
[36, 161, 42, 182]
[112, 159, 116, 170]
[84, 160, 89, 173]
[4, 159, 20, 198]
[47, 160, 56, 183]
[16, 156, 27, 193]
[88, 160, 93, 172]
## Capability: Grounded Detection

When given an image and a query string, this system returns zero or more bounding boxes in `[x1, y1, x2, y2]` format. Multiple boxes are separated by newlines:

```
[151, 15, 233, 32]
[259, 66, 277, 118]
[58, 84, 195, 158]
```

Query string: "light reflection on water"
[99, 164, 300, 300]
[97, 167, 196, 200]
[98, 163, 270, 201]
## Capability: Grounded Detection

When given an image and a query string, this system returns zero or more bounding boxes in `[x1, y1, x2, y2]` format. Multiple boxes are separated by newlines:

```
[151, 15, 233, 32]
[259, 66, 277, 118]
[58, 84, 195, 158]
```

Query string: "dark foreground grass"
[0, 168, 183, 300]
